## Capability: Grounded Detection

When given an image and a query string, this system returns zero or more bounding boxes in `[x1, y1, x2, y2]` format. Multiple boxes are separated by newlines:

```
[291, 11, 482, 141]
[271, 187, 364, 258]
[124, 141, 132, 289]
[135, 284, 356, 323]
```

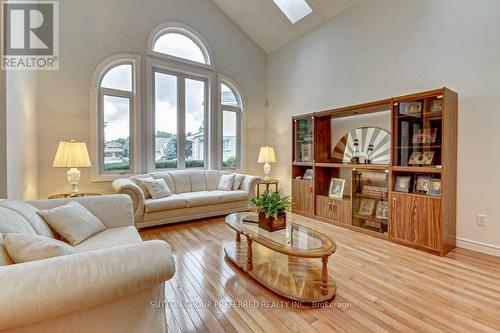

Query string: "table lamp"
[53, 140, 91, 194]
[257, 146, 276, 181]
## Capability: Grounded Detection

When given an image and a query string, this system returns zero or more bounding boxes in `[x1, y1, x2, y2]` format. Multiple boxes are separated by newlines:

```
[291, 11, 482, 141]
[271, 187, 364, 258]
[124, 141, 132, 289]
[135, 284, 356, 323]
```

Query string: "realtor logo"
[1, 1, 59, 70]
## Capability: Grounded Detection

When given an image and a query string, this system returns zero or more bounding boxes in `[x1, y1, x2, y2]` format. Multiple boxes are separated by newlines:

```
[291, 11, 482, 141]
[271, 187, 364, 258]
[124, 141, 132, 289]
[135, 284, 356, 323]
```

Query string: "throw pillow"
[132, 176, 154, 199]
[217, 174, 236, 191]
[143, 178, 172, 199]
[232, 174, 245, 190]
[0, 235, 13, 266]
[3, 233, 76, 264]
[37, 202, 106, 246]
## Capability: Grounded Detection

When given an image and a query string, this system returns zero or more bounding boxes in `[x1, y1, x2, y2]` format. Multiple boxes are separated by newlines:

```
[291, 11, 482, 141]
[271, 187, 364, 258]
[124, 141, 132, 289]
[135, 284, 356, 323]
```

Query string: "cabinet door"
[391, 193, 441, 250]
[292, 180, 314, 215]
[331, 199, 352, 224]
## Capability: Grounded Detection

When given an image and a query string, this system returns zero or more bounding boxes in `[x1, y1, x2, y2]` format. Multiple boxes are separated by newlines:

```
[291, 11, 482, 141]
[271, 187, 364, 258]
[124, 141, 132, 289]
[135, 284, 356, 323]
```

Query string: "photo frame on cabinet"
[394, 176, 411, 192]
[303, 169, 314, 180]
[358, 199, 376, 216]
[399, 101, 422, 117]
[412, 128, 438, 144]
[328, 178, 345, 199]
[427, 178, 442, 196]
[415, 175, 431, 193]
[375, 201, 389, 220]
[430, 99, 443, 113]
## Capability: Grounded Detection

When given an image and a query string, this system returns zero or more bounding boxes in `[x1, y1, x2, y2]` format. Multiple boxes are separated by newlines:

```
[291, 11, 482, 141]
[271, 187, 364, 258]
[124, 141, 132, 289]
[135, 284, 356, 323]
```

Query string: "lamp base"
[263, 163, 271, 181]
[67, 168, 81, 194]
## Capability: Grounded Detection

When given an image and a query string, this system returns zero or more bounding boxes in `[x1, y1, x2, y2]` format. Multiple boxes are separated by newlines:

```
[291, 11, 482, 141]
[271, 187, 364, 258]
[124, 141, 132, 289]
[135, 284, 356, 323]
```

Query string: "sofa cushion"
[131, 175, 153, 199]
[232, 174, 245, 190]
[151, 172, 176, 193]
[212, 190, 250, 203]
[179, 191, 221, 208]
[169, 171, 192, 194]
[205, 170, 221, 190]
[143, 178, 172, 199]
[0, 201, 54, 238]
[145, 195, 187, 213]
[217, 174, 235, 191]
[0, 207, 36, 235]
[3, 233, 76, 264]
[0, 236, 13, 266]
[189, 170, 207, 192]
[37, 202, 106, 246]
[74, 226, 142, 252]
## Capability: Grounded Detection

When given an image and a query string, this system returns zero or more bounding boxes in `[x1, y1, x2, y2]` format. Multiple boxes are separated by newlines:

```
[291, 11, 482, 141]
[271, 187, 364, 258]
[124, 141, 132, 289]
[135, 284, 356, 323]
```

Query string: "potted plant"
[250, 191, 292, 232]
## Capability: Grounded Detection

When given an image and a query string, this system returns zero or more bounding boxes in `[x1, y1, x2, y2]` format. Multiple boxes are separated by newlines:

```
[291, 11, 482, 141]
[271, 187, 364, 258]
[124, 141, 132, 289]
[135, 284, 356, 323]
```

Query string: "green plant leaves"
[250, 191, 292, 220]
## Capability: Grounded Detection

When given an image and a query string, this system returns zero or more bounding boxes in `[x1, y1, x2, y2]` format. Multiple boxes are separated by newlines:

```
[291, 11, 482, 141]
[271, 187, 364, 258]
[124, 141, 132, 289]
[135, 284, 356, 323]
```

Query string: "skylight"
[272, 0, 313, 24]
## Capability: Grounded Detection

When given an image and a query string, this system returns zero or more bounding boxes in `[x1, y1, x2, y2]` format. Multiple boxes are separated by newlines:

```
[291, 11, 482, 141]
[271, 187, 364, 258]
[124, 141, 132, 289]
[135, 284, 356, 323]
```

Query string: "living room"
[1, 0, 499, 332]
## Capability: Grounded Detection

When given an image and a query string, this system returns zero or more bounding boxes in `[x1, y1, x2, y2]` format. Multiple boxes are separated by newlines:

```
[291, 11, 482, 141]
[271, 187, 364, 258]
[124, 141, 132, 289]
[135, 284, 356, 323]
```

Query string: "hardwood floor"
[140, 213, 500, 333]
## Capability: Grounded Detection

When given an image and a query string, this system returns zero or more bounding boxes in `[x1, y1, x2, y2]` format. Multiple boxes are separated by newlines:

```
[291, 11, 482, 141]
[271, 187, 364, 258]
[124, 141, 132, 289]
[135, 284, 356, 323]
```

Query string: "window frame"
[90, 54, 141, 182]
[147, 22, 214, 70]
[146, 57, 213, 172]
[219, 77, 244, 170]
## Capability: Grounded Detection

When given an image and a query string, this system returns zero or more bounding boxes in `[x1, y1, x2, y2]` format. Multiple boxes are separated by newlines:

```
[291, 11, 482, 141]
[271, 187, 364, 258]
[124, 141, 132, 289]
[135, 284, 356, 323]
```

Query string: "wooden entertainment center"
[291, 88, 457, 256]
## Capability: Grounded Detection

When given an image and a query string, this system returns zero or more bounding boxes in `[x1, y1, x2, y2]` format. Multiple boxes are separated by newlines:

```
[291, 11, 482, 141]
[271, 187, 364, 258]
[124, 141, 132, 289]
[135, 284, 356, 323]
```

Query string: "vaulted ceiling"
[211, 0, 359, 54]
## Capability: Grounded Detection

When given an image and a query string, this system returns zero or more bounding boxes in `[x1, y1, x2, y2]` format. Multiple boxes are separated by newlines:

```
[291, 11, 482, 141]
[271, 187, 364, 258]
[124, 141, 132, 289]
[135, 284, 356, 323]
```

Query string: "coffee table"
[224, 212, 337, 302]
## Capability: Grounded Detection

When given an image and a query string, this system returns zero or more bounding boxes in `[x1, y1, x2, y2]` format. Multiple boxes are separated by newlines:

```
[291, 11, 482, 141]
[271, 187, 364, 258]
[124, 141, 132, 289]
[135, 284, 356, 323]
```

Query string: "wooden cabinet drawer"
[316, 195, 351, 224]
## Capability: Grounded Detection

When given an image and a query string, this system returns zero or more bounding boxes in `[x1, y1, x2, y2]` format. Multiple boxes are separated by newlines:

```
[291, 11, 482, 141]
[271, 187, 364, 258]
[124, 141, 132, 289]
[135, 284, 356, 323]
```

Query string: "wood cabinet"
[390, 193, 441, 251]
[316, 196, 351, 224]
[291, 179, 314, 216]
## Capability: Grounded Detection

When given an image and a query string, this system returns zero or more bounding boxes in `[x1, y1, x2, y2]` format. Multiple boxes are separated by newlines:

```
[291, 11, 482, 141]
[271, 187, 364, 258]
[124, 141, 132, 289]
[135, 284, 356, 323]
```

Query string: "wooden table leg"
[236, 232, 241, 242]
[247, 236, 253, 271]
[321, 256, 329, 295]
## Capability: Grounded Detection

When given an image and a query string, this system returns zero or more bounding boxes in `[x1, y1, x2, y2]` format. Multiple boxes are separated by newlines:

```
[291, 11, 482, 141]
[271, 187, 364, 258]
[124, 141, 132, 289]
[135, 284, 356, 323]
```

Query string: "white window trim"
[90, 53, 141, 182]
[147, 22, 214, 70]
[145, 57, 214, 172]
[219, 75, 245, 171]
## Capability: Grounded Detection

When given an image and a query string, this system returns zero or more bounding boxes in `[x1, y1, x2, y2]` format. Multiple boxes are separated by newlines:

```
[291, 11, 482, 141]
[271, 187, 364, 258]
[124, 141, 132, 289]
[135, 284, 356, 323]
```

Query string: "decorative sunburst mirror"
[332, 127, 391, 164]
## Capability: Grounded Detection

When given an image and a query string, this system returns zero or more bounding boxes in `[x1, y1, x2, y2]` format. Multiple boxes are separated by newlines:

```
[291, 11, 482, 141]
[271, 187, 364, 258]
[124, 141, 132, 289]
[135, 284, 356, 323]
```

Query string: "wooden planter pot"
[258, 212, 286, 232]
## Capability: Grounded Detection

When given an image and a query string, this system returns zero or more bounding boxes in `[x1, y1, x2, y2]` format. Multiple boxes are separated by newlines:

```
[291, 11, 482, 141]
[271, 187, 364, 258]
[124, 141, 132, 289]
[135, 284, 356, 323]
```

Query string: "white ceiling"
[211, 0, 358, 54]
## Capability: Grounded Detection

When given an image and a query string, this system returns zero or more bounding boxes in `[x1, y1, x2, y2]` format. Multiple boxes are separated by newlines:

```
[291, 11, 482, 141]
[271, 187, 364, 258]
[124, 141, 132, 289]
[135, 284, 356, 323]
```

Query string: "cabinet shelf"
[392, 166, 442, 173]
[315, 162, 389, 171]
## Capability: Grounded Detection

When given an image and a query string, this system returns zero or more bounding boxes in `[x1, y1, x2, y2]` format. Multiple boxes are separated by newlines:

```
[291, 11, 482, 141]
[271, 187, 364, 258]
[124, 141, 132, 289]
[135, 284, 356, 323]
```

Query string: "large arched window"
[90, 54, 141, 180]
[221, 79, 243, 169]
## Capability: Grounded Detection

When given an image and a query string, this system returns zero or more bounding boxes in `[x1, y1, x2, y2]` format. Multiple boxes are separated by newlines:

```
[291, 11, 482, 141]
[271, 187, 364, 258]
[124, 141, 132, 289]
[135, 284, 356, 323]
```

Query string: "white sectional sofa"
[0, 195, 175, 333]
[112, 170, 260, 229]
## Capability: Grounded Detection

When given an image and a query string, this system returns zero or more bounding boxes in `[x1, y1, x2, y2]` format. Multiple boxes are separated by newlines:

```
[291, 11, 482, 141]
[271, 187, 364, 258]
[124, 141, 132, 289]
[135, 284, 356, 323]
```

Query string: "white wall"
[0, 70, 6, 198]
[267, 0, 500, 254]
[6, 71, 38, 200]
[36, 0, 267, 198]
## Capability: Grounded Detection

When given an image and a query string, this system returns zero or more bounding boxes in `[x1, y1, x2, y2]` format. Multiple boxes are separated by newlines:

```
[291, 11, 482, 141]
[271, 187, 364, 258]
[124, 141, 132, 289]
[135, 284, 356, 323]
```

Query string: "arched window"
[148, 23, 212, 66]
[90, 55, 140, 180]
[221, 80, 243, 169]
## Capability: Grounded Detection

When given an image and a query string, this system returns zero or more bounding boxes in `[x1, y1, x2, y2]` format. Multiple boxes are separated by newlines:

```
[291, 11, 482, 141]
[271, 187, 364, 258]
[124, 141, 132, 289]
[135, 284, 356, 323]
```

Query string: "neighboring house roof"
[105, 141, 124, 149]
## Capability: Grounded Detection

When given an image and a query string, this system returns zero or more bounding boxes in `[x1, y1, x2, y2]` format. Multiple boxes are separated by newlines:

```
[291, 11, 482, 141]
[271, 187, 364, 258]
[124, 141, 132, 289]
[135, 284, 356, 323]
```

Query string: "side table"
[256, 179, 278, 197]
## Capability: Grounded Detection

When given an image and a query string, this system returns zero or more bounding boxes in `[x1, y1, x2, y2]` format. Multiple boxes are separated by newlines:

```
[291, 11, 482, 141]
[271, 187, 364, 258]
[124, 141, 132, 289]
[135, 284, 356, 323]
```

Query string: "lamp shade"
[53, 140, 91, 168]
[257, 146, 276, 163]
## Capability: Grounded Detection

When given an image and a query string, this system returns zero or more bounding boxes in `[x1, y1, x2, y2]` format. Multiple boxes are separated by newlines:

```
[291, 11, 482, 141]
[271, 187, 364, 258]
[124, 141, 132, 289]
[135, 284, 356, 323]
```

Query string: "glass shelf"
[294, 118, 313, 163]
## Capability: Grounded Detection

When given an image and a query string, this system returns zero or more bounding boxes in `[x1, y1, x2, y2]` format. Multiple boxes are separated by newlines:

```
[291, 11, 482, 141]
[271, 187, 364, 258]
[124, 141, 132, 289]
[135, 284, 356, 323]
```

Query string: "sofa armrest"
[112, 178, 145, 220]
[28, 194, 134, 229]
[0, 240, 175, 331]
[240, 175, 261, 198]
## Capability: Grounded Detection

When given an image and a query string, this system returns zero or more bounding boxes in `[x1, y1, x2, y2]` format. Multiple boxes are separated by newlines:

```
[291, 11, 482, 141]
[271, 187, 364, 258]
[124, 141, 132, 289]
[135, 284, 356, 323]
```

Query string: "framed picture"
[422, 151, 435, 165]
[427, 179, 442, 196]
[430, 99, 443, 113]
[399, 101, 422, 117]
[301, 143, 312, 162]
[328, 178, 345, 199]
[358, 199, 376, 216]
[303, 169, 313, 180]
[394, 176, 411, 192]
[375, 201, 389, 220]
[412, 128, 438, 144]
[408, 152, 423, 165]
[415, 176, 431, 193]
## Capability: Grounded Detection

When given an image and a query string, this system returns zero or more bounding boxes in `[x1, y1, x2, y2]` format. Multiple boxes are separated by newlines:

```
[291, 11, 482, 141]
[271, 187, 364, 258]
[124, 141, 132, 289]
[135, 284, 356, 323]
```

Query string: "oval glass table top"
[225, 212, 336, 258]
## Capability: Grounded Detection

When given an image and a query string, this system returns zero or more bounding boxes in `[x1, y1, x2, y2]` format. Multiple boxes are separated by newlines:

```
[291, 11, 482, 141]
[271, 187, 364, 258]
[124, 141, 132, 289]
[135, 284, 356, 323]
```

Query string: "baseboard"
[456, 238, 500, 257]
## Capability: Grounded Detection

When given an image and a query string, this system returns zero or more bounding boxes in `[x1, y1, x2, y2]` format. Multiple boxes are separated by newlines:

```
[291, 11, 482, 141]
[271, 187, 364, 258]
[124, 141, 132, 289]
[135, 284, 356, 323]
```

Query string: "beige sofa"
[112, 170, 260, 229]
[0, 195, 175, 333]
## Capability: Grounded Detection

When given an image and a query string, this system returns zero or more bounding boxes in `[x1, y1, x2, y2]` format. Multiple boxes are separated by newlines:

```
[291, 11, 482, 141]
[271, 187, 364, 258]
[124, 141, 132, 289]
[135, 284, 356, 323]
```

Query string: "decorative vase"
[258, 212, 286, 232]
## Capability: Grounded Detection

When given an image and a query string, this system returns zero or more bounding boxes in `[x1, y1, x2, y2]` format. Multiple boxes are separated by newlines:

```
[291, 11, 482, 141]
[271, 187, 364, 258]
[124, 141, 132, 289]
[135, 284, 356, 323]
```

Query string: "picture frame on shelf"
[394, 176, 411, 192]
[430, 99, 443, 113]
[375, 201, 389, 220]
[415, 175, 431, 193]
[399, 101, 422, 117]
[358, 199, 376, 216]
[328, 178, 345, 199]
[422, 151, 435, 165]
[412, 128, 438, 144]
[408, 152, 423, 165]
[427, 178, 442, 196]
[301, 143, 312, 162]
[303, 169, 314, 180]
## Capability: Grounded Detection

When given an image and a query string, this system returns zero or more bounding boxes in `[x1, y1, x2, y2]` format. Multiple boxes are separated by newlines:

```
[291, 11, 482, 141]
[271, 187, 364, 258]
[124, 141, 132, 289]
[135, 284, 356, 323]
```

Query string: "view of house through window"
[185, 78, 206, 168]
[221, 82, 242, 168]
